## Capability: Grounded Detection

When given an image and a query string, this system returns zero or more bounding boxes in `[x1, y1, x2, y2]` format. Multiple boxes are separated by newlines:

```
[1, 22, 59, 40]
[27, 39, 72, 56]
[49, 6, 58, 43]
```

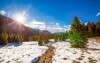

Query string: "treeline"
[69, 16, 100, 48]
[0, 32, 38, 45]
[0, 16, 100, 46]
[54, 33, 68, 42]
[86, 21, 100, 37]
[71, 16, 100, 37]
[68, 16, 87, 48]
[0, 32, 54, 45]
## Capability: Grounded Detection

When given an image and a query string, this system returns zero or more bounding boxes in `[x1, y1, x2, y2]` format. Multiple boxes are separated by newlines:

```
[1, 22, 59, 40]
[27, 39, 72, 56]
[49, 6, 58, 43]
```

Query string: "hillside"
[0, 15, 51, 36]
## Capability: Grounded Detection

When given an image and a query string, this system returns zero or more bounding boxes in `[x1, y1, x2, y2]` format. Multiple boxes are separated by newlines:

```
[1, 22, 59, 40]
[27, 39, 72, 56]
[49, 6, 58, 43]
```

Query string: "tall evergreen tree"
[87, 22, 93, 37]
[71, 16, 82, 33]
[69, 16, 87, 48]
[61, 34, 66, 41]
[54, 35, 58, 42]
[43, 35, 49, 44]
[38, 35, 43, 45]
[91, 22, 96, 36]
[0, 32, 8, 45]
[15, 35, 20, 43]
[96, 21, 100, 36]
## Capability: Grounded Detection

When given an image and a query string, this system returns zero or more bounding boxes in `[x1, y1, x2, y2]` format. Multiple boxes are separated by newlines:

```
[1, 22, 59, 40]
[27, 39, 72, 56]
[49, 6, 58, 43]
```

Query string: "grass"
[88, 57, 97, 63]
[37, 46, 55, 63]
[72, 60, 80, 63]
[88, 37, 100, 42]
[63, 57, 67, 60]
[76, 56, 85, 61]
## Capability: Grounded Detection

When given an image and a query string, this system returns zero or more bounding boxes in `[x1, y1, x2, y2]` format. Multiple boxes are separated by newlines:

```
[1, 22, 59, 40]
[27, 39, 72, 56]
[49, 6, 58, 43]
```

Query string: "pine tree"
[96, 21, 100, 36]
[68, 16, 87, 48]
[68, 30, 87, 48]
[15, 35, 20, 43]
[54, 35, 58, 42]
[38, 35, 43, 45]
[59, 35, 62, 41]
[61, 34, 66, 41]
[20, 35, 24, 42]
[71, 16, 82, 33]
[8, 33, 14, 43]
[87, 22, 93, 37]
[28, 36, 32, 41]
[91, 22, 96, 36]
[43, 35, 49, 44]
[0, 32, 8, 45]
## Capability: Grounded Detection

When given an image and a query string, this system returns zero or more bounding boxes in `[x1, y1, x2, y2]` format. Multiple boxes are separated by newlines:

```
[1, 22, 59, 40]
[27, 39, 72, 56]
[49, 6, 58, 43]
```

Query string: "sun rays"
[13, 11, 29, 24]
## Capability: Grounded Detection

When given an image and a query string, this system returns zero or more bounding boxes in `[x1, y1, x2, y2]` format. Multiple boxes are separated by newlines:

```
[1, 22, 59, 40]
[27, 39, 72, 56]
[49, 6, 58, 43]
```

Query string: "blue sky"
[0, 0, 100, 32]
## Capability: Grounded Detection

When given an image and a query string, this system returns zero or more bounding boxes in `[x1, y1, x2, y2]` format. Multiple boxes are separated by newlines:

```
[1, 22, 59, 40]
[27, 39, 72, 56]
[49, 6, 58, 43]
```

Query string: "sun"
[15, 14, 25, 22]
[13, 11, 27, 24]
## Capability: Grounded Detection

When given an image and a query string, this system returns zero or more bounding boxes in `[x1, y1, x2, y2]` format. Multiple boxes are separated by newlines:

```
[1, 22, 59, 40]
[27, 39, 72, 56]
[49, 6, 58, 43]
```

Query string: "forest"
[0, 16, 100, 48]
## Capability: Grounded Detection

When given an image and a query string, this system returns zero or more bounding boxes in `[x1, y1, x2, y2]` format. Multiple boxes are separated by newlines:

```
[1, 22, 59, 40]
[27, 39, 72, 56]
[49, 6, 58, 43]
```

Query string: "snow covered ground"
[0, 39, 100, 63]
[0, 41, 48, 63]
[52, 40, 100, 63]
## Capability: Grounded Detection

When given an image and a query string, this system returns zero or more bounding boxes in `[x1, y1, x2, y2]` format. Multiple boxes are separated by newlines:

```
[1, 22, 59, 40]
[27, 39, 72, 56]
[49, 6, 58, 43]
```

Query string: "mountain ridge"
[0, 15, 52, 36]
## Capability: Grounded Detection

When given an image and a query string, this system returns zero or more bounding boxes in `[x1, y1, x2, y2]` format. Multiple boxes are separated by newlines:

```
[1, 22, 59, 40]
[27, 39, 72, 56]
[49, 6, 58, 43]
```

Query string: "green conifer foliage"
[43, 35, 49, 44]
[38, 35, 43, 45]
[0, 32, 8, 45]
[15, 35, 20, 43]
[68, 30, 87, 48]
[87, 22, 93, 37]
[54, 35, 58, 42]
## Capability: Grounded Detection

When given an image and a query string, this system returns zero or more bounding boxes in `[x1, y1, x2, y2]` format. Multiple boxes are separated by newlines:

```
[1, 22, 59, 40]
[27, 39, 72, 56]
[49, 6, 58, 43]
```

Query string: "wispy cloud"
[26, 20, 46, 30]
[96, 12, 100, 17]
[46, 23, 70, 33]
[64, 25, 71, 31]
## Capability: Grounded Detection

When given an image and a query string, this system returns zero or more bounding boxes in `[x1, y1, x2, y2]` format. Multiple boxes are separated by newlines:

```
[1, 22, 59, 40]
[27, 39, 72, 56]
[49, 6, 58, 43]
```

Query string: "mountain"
[54, 32, 66, 35]
[0, 15, 51, 36]
[35, 29, 52, 35]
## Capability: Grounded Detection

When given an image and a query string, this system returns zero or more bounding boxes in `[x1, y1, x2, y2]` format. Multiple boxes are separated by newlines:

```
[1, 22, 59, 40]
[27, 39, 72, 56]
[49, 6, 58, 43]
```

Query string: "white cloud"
[46, 23, 70, 33]
[26, 20, 46, 30]
[96, 12, 100, 16]
[64, 25, 67, 28]
[56, 23, 59, 25]
[46, 27, 66, 33]
[55, 22, 60, 28]
[24, 21, 70, 33]
[0, 10, 6, 15]
[64, 25, 71, 31]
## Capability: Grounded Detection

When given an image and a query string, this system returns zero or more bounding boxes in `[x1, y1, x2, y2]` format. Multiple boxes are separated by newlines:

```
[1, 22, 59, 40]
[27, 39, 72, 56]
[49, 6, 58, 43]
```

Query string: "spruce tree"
[71, 16, 82, 33]
[61, 34, 66, 41]
[0, 32, 8, 45]
[15, 35, 20, 43]
[68, 30, 87, 48]
[87, 22, 93, 37]
[54, 35, 58, 42]
[38, 35, 43, 45]
[91, 22, 96, 36]
[96, 22, 100, 36]
[43, 35, 49, 44]
[69, 16, 87, 48]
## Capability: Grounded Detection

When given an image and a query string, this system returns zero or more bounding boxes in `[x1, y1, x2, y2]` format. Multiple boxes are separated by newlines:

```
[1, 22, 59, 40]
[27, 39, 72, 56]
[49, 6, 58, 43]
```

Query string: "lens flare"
[13, 11, 28, 24]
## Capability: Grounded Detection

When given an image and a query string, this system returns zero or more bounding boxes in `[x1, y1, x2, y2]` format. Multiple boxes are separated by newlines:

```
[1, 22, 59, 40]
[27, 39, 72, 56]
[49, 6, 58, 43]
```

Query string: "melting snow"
[0, 41, 48, 63]
[52, 40, 100, 63]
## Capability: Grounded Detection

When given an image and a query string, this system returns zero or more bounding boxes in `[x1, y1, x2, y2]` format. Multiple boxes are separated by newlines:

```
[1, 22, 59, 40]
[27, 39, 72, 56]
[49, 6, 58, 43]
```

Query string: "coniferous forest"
[0, 15, 100, 47]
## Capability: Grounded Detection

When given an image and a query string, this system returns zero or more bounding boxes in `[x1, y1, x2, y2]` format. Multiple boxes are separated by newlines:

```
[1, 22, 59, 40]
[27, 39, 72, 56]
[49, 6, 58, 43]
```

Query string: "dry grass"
[72, 60, 80, 63]
[37, 46, 55, 63]
[76, 55, 85, 61]
[88, 57, 97, 63]
[88, 37, 100, 42]
[63, 57, 67, 60]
